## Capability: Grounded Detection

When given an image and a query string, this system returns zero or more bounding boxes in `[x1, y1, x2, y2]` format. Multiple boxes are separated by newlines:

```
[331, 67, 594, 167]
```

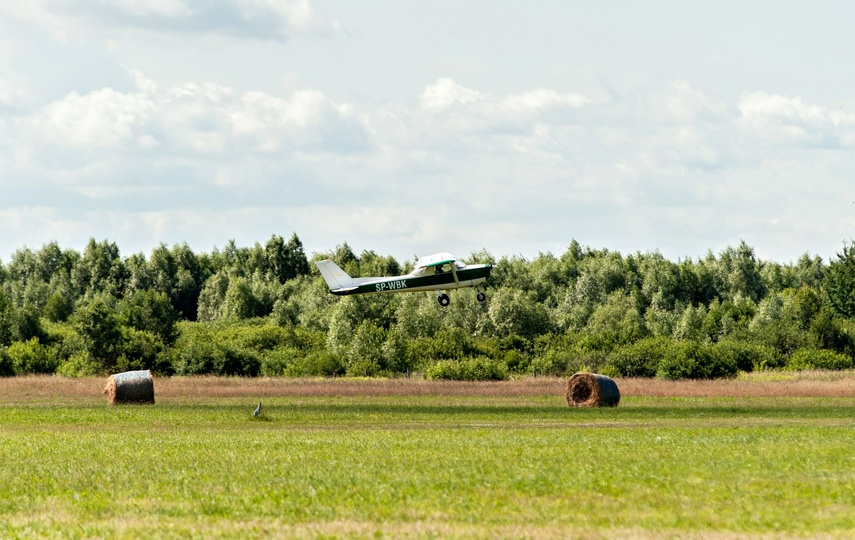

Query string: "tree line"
[2, 234, 855, 379]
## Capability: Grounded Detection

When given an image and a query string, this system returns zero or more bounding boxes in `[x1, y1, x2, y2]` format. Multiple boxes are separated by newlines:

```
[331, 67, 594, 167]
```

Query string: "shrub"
[787, 348, 854, 371]
[529, 349, 572, 377]
[502, 349, 529, 373]
[57, 352, 100, 377]
[219, 323, 292, 352]
[408, 327, 472, 367]
[530, 333, 608, 377]
[0, 347, 13, 376]
[710, 340, 775, 373]
[7, 338, 60, 375]
[260, 348, 300, 376]
[425, 356, 509, 381]
[284, 351, 344, 377]
[214, 346, 261, 376]
[116, 328, 171, 374]
[345, 357, 385, 377]
[42, 320, 87, 365]
[656, 340, 738, 380]
[608, 336, 671, 378]
[174, 335, 218, 375]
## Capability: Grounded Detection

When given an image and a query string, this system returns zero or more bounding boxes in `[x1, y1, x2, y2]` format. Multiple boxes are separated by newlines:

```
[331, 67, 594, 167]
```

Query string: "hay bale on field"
[104, 370, 155, 405]
[565, 372, 620, 407]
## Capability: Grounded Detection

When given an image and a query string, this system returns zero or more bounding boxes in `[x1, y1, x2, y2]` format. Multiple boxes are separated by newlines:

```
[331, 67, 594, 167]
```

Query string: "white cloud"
[0, 64, 26, 107]
[229, 89, 365, 152]
[25, 70, 368, 159]
[419, 78, 484, 112]
[3, 0, 336, 41]
[500, 88, 589, 113]
[4, 67, 855, 264]
[31, 87, 154, 149]
[738, 91, 855, 148]
[101, 0, 191, 19]
[643, 80, 730, 124]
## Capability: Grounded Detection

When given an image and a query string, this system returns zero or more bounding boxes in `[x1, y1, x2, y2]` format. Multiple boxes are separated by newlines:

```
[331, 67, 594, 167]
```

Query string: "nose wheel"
[437, 293, 451, 307]
[476, 291, 486, 302]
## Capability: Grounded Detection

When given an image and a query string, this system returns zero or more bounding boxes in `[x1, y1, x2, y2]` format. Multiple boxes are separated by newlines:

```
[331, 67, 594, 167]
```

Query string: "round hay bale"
[104, 370, 155, 405]
[565, 372, 620, 407]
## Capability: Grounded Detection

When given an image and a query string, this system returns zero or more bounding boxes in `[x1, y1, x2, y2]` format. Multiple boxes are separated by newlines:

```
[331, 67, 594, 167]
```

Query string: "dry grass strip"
[2, 371, 855, 403]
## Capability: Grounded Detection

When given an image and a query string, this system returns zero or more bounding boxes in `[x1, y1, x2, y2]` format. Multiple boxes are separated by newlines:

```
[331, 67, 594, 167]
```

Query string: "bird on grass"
[253, 402, 261, 417]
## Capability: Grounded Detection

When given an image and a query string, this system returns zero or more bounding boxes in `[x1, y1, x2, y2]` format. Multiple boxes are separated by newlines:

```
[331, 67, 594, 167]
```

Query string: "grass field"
[1, 374, 854, 539]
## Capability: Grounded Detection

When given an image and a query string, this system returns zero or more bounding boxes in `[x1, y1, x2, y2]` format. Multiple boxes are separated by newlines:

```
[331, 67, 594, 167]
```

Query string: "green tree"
[555, 273, 602, 331]
[118, 289, 180, 345]
[44, 290, 74, 322]
[72, 239, 127, 298]
[266, 233, 311, 283]
[222, 276, 258, 320]
[488, 289, 551, 339]
[716, 242, 766, 302]
[197, 271, 230, 321]
[145, 243, 204, 320]
[74, 295, 123, 372]
[585, 292, 647, 349]
[170, 243, 206, 320]
[346, 321, 387, 376]
[0, 291, 13, 346]
[824, 241, 855, 318]
[673, 304, 707, 342]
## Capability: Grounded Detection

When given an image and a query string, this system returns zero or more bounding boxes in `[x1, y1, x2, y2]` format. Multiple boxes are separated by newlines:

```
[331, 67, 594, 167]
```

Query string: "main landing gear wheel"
[437, 293, 450, 307]
[476, 291, 486, 302]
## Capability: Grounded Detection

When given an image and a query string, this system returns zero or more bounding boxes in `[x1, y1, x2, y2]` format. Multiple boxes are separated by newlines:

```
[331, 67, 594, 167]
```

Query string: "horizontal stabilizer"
[333, 286, 359, 293]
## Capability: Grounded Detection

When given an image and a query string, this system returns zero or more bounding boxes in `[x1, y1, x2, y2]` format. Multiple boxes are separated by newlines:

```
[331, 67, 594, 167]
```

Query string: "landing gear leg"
[437, 293, 450, 307]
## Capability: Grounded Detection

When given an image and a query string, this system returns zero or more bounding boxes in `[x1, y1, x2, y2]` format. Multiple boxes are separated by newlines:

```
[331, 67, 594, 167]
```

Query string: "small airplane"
[316, 252, 492, 306]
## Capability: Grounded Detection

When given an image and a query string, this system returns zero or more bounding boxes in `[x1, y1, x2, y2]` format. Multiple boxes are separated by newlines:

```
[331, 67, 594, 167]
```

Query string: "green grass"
[1, 393, 854, 538]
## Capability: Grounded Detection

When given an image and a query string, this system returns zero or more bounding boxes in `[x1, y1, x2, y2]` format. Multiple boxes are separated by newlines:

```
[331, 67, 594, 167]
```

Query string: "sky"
[2, 1, 855, 266]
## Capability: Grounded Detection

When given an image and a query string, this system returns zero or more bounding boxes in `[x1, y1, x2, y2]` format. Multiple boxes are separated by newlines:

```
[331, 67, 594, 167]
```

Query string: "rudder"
[315, 259, 354, 291]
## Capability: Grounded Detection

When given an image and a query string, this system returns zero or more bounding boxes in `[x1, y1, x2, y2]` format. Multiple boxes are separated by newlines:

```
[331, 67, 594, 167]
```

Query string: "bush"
[7, 338, 60, 375]
[284, 351, 344, 377]
[219, 323, 293, 352]
[214, 346, 261, 376]
[502, 349, 529, 373]
[345, 357, 385, 377]
[656, 340, 738, 380]
[260, 348, 300, 376]
[529, 349, 572, 377]
[57, 352, 100, 377]
[0, 347, 13, 376]
[408, 328, 472, 367]
[116, 328, 172, 374]
[42, 320, 87, 366]
[710, 340, 776, 373]
[787, 348, 854, 371]
[424, 356, 508, 381]
[608, 337, 671, 377]
[173, 334, 218, 375]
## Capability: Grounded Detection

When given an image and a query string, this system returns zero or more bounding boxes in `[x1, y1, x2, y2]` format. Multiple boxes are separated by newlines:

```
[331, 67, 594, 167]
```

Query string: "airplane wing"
[415, 252, 457, 268]
[425, 258, 455, 267]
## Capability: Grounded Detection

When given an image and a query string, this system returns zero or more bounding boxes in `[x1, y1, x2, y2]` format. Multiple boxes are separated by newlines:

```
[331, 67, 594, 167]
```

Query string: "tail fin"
[315, 259, 355, 291]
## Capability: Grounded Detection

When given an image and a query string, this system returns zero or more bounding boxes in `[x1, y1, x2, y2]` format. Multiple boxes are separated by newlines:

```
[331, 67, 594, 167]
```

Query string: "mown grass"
[1, 377, 854, 538]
